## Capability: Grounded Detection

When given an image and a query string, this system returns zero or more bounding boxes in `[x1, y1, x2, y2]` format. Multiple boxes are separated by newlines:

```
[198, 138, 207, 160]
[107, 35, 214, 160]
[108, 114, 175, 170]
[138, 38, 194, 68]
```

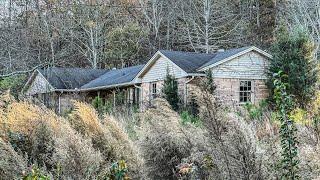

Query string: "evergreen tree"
[201, 70, 216, 94]
[268, 27, 318, 108]
[162, 71, 179, 111]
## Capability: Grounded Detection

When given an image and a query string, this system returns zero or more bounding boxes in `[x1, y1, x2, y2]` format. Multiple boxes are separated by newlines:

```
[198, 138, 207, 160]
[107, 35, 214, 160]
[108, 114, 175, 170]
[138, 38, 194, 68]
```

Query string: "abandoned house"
[23, 46, 272, 114]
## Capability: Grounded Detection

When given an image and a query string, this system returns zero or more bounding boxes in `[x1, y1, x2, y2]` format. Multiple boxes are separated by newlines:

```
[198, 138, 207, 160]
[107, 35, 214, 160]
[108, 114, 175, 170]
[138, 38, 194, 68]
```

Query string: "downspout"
[58, 91, 63, 114]
[184, 76, 195, 107]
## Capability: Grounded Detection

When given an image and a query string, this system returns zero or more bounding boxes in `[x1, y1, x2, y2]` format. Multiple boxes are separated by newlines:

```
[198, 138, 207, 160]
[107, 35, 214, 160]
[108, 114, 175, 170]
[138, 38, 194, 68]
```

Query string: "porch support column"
[113, 91, 116, 107]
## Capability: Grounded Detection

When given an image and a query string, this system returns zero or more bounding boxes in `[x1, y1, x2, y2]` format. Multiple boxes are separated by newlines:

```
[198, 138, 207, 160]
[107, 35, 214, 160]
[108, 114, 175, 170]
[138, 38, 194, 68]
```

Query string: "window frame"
[239, 80, 254, 104]
[150, 82, 158, 99]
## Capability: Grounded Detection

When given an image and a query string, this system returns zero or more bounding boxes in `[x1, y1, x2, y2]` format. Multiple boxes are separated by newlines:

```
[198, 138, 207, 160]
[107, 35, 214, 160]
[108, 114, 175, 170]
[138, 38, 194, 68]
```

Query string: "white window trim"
[150, 82, 158, 99]
[239, 80, 255, 104]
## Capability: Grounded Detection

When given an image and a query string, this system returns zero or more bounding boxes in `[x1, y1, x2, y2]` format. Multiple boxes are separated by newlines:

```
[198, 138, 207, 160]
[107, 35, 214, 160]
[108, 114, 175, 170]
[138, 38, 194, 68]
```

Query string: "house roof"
[159, 47, 253, 73]
[81, 65, 144, 90]
[38, 67, 108, 90]
[159, 50, 216, 73]
[198, 47, 251, 69]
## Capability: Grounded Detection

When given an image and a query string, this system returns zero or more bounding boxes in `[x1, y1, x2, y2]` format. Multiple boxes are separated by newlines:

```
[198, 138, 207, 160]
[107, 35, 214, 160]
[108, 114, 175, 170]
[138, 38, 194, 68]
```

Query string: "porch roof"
[81, 65, 144, 91]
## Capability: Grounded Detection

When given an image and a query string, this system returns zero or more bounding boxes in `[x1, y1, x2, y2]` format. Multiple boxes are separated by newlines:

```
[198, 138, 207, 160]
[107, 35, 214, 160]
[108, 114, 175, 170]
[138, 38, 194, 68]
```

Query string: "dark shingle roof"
[159, 47, 252, 72]
[81, 65, 144, 90]
[159, 50, 216, 73]
[199, 47, 251, 69]
[38, 67, 108, 89]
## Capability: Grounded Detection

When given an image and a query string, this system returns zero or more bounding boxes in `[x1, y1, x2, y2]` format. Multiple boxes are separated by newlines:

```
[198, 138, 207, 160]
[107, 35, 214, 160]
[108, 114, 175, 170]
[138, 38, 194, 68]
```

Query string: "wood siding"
[25, 73, 53, 95]
[210, 51, 269, 79]
[141, 56, 188, 83]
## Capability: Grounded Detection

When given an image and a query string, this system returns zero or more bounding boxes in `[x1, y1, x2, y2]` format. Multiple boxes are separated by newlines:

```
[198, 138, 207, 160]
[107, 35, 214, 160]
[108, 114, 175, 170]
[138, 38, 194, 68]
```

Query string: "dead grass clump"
[29, 120, 55, 171]
[0, 97, 104, 179]
[52, 121, 103, 179]
[69, 101, 103, 136]
[69, 101, 143, 178]
[103, 115, 143, 176]
[193, 87, 272, 179]
[0, 138, 27, 179]
[138, 98, 198, 179]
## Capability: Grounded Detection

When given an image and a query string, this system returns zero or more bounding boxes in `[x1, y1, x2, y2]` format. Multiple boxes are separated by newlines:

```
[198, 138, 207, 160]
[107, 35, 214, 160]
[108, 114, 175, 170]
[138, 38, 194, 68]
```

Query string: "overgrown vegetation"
[162, 71, 179, 111]
[273, 71, 299, 179]
[268, 28, 318, 108]
[2, 77, 320, 179]
[0, 75, 26, 98]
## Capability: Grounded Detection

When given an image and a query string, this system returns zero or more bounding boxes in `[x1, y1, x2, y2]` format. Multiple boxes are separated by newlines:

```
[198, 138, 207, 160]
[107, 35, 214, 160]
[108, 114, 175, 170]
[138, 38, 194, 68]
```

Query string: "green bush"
[0, 75, 26, 98]
[22, 165, 50, 180]
[104, 160, 129, 180]
[162, 71, 179, 111]
[267, 27, 318, 108]
[92, 96, 113, 115]
[244, 100, 268, 120]
[273, 71, 299, 179]
[180, 111, 201, 126]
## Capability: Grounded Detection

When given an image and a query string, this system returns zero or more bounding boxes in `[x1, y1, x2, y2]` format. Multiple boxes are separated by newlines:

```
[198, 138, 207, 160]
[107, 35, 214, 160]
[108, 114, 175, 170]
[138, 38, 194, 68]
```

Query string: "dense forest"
[0, 0, 318, 75]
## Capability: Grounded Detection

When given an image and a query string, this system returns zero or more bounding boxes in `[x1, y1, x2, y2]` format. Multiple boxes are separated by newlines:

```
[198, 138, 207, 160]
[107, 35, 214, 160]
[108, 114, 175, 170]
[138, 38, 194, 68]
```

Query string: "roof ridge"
[159, 49, 217, 55]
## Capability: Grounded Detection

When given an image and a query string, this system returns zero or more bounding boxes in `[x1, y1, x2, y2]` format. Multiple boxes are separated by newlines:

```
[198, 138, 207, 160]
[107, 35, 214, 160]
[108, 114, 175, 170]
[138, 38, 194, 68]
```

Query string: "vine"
[273, 71, 299, 179]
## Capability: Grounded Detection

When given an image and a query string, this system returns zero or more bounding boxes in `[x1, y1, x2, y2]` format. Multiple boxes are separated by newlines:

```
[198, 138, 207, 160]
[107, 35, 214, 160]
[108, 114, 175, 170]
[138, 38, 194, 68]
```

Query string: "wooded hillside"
[0, 0, 318, 76]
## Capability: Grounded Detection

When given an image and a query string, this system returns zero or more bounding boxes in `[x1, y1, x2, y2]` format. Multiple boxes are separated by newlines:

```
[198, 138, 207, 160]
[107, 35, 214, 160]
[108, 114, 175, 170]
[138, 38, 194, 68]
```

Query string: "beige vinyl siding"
[141, 56, 188, 83]
[25, 74, 53, 95]
[211, 51, 269, 79]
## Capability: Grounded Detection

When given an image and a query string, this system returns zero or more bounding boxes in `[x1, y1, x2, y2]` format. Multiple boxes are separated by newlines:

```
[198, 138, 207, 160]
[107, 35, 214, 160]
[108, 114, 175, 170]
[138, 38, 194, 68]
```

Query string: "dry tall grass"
[0, 138, 27, 179]
[137, 98, 209, 179]
[0, 92, 139, 179]
[68, 101, 143, 178]
[2, 89, 320, 179]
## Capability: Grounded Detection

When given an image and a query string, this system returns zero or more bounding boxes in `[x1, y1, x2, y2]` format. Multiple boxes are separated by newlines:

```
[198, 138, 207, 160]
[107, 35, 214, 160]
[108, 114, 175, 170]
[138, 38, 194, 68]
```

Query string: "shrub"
[22, 165, 50, 180]
[69, 101, 143, 178]
[92, 96, 105, 115]
[0, 96, 103, 179]
[201, 70, 216, 94]
[0, 75, 26, 98]
[29, 121, 55, 171]
[193, 85, 271, 179]
[267, 27, 318, 108]
[244, 100, 268, 120]
[104, 160, 129, 180]
[138, 99, 195, 179]
[180, 110, 201, 126]
[162, 71, 179, 111]
[0, 138, 27, 179]
[52, 122, 102, 179]
[273, 71, 299, 179]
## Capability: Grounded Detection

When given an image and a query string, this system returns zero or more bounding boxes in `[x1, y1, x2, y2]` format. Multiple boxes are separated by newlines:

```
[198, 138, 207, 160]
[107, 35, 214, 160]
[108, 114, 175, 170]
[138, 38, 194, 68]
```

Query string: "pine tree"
[201, 70, 216, 95]
[162, 71, 179, 111]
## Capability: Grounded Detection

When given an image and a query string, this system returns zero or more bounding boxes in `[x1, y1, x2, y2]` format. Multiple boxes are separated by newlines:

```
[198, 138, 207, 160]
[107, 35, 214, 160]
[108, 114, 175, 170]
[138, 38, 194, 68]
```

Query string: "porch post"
[113, 91, 116, 107]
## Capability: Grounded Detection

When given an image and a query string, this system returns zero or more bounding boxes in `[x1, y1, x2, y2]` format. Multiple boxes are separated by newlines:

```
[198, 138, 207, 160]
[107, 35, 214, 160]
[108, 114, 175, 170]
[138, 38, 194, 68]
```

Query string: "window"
[239, 80, 252, 103]
[151, 82, 157, 99]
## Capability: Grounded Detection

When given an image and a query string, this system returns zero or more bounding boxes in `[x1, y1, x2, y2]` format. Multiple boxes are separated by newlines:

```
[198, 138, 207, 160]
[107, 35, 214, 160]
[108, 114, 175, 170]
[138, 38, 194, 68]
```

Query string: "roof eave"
[80, 81, 139, 92]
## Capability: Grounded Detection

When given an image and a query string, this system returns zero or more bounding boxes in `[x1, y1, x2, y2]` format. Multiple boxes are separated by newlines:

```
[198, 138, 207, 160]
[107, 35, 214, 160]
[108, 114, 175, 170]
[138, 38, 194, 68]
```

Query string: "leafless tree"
[178, 0, 244, 53]
[280, 0, 320, 58]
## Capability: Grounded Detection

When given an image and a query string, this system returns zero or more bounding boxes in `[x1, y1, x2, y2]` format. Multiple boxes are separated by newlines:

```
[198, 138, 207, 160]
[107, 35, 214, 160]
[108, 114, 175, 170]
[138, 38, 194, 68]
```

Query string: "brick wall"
[214, 78, 268, 105]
